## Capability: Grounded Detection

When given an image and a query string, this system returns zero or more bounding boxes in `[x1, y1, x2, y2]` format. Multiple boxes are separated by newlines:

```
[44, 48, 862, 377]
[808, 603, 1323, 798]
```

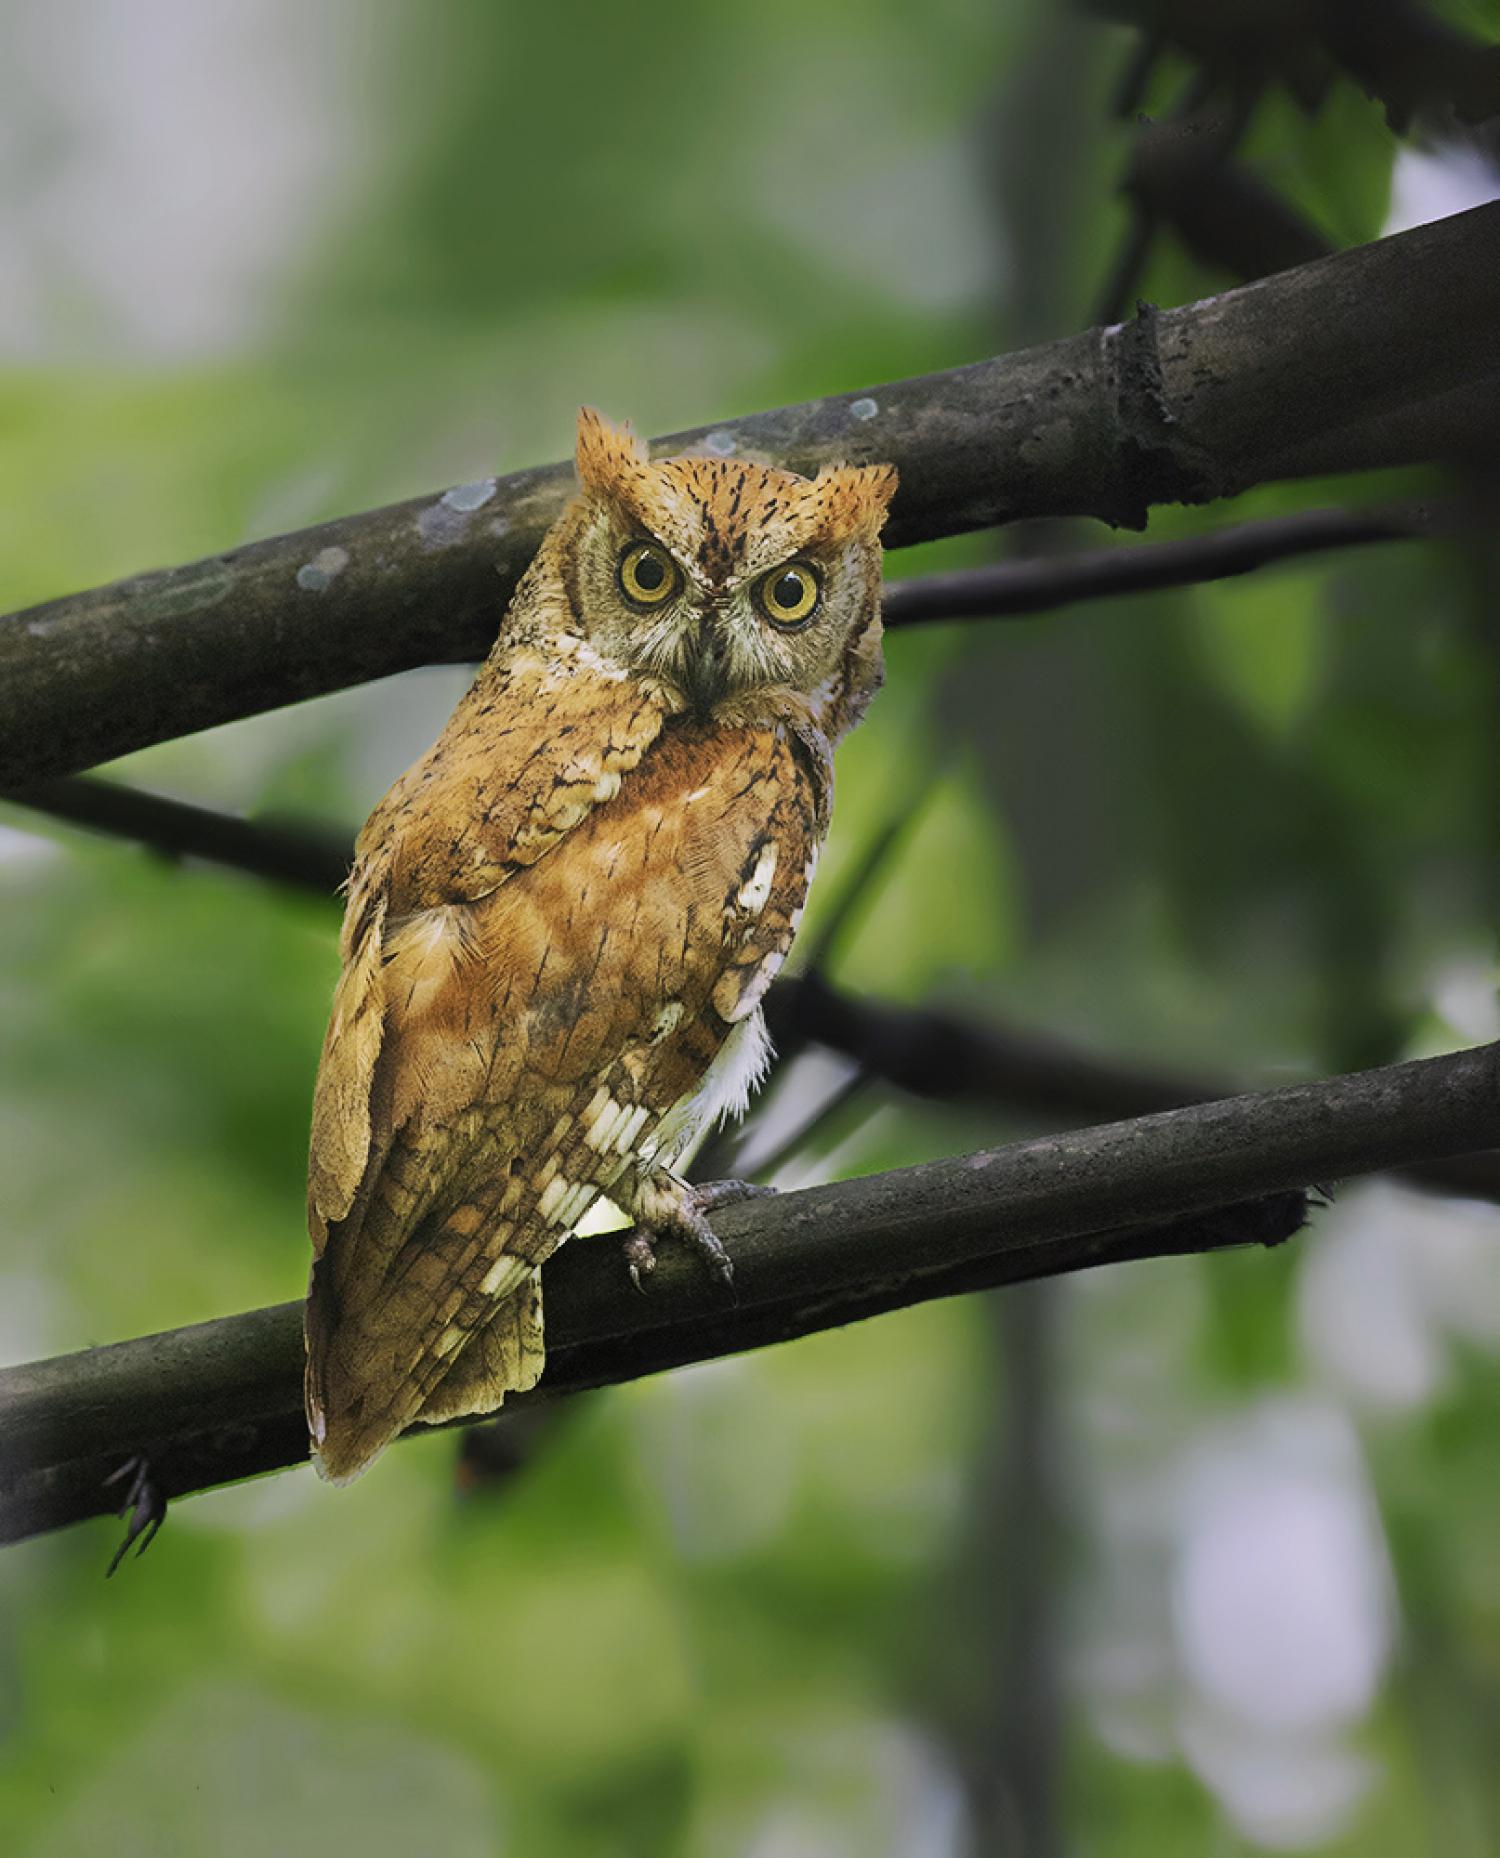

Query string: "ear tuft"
[849, 461, 899, 522]
[813, 460, 900, 538]
[576, 407, 649, 494]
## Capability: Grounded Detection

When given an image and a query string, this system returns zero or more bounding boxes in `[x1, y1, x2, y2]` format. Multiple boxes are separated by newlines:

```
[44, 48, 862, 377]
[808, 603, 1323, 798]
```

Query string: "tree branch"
[0, 494, 1460, 862]
[879, 496, 1448, 626]
[2, 777, 352, 894]
[1, 492, 1444, 869]
[769, 973, 1500, 1204]
[1096, 0, 1500, 131]
[6, 781, 1497, 1205]
[1, 204, 1496, 786]
[3, 1040, 1497, 1545]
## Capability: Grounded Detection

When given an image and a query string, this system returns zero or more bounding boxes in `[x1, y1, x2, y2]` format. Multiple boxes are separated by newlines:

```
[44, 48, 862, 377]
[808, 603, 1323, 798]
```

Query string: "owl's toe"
[689, 1219, 736, 1289]
[689, 1178, 776, 1215]
[103, 1453, 168, 1578]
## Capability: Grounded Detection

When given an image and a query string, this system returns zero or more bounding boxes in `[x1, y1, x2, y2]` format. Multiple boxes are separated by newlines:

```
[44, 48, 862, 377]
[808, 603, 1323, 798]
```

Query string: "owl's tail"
[305, 1255, 546, 1486]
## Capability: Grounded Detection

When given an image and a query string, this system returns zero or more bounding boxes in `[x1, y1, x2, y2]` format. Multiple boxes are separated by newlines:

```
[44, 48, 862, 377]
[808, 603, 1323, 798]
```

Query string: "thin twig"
[879, 497, 1450, 626]
[4, 777, 350, 895]
[7, 781, 1498, 1203]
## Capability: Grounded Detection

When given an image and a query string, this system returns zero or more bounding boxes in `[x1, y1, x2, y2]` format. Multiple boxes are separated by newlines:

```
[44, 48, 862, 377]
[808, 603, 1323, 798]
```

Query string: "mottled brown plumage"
[305, 409, 896, 1481]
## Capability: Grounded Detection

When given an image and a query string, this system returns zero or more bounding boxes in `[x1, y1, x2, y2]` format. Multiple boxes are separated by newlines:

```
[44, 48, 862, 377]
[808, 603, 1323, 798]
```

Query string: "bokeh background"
[3, 3, 1500, 1854]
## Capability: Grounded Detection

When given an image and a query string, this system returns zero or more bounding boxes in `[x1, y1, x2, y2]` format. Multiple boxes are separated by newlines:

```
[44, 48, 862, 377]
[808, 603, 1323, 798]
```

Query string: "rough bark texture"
[1, 204, 1495, 785]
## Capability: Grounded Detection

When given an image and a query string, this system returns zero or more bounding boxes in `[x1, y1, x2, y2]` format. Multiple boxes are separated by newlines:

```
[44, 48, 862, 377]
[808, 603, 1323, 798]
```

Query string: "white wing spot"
[480, 1254, 531, 1297]
[737, 842, 779, 916]
[613, 1105, 651, 1154]
[650, 1001, 684, 1044]
[584, 1094, 628, 1150]
[537, 1176, 573, 1224]
[555, 1181, 598, 1229]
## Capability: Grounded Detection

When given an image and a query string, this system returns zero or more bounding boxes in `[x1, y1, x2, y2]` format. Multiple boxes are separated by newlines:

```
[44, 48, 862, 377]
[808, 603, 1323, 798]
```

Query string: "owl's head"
[546, 408, 897, 742]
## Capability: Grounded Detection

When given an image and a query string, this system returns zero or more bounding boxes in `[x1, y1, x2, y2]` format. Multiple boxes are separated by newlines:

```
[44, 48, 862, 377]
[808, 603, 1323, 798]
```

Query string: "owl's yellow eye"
[618, 541, 679, 608]
[755, 560, 821, 629]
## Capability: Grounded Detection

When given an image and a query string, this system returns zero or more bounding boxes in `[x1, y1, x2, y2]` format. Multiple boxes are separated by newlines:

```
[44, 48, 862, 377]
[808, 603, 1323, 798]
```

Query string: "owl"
[304, 408, 898, 1482]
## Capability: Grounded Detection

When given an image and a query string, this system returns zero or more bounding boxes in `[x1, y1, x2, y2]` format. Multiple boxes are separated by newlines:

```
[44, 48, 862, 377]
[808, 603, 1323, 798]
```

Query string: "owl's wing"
[306, 641, 672, 1250]
[305, 709, 822, 1484]
[305, 846, 393, 1249]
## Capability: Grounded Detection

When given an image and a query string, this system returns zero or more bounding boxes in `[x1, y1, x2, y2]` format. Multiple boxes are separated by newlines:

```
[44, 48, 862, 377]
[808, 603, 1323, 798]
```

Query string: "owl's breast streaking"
[467, 712, 820, 1106]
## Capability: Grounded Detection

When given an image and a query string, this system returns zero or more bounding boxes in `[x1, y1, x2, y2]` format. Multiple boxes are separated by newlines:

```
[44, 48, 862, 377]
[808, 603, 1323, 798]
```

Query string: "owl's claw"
[690, 1222, 737, 1290]
[622, 1230, 657, 1294]
[103, 1454, 167, 1577]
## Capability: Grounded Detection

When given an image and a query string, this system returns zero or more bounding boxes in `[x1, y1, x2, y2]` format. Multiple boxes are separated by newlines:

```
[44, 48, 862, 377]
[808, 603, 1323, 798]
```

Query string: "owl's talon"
[622, 1230, 657, 1293]
[696, 1228, 736, 1288]
[690, 1180, 770, 1291]
[103, 1453, 168, 1578]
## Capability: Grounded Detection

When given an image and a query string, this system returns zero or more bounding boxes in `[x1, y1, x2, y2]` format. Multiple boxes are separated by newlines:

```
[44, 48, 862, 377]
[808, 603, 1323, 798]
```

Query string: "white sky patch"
[0, 0, 374, 360]
[1179, 1709, 1377, 1853]
[0, 821, 62, 868]
[740, 1719, 968, 1858]
[1172, 1402, 1394, 1736]
[1168, 1398, 1394, 1846]
[731, 1046, 862, 1180]
[1426, 953, 1500, 1045]
[1386, 139, 1500, 235]
[1300, 1178, 1500, 1412]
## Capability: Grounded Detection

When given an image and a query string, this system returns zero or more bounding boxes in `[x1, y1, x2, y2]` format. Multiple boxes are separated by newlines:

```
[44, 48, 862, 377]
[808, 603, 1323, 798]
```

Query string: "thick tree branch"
[769, 973, 1500, 1204]
[0, 493, 1459, 863]
[3, 1040, 1497, 1545]
[1, 205, 1495, 786]
[1, 491, 1444, 871]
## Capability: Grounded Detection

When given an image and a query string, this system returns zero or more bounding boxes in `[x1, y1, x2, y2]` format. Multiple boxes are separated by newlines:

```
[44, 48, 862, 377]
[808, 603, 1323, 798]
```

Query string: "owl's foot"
[621, 1175, 773, 1292]
[103, 1454, 167, 1577]
[691, 1178, 777, 1216]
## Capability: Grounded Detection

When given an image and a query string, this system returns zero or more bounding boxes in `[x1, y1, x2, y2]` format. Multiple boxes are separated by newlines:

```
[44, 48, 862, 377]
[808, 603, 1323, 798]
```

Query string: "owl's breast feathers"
[304, 640, 826, 1480]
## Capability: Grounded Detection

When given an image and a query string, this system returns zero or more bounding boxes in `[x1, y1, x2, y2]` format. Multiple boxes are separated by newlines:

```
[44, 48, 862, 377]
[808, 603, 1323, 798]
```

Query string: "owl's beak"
[683, 618, 728, 713]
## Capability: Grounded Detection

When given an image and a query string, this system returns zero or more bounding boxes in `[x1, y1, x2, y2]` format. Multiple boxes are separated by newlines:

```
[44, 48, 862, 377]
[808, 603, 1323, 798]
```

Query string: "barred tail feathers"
[306, 1205, 547, 1485]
